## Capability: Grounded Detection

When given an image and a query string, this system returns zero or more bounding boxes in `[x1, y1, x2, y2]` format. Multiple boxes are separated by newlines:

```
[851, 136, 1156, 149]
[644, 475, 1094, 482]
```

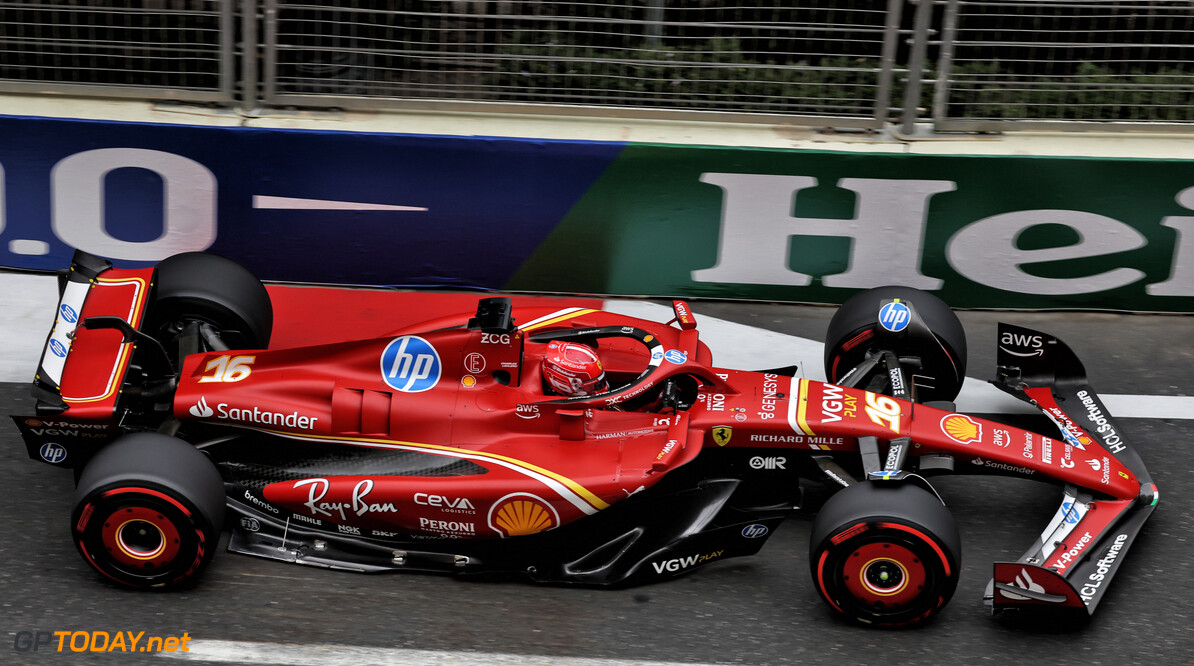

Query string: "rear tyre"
[823, 286, 966, 403]
[71, 433, 225, 589]
[144, 252, 273, 352]
[809, 482, 961, 628]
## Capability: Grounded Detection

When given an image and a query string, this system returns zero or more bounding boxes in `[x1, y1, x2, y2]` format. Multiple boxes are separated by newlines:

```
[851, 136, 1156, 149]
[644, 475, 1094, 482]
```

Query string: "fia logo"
[878, 302, 911, 332]
[381, 336, 441, 392]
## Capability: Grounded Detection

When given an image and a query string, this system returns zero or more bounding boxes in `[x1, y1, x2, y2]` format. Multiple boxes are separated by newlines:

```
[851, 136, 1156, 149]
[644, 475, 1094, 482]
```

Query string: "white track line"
[2, 274, 1189, 419]
[158, 640, 713, 666]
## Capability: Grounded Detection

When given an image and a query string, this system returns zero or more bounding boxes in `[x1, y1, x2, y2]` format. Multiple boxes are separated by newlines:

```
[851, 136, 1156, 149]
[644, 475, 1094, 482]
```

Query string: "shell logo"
[941, 414, 982, 444]
[488, 493, 559, 538]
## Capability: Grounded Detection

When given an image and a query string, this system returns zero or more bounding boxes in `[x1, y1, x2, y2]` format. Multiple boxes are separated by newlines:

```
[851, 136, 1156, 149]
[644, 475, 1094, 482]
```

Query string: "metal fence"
[1, 0, 1192, 133]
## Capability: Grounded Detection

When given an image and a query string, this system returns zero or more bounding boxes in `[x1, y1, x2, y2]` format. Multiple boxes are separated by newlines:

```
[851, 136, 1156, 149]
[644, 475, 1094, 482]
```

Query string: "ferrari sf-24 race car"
[14, 251, 1157, 627]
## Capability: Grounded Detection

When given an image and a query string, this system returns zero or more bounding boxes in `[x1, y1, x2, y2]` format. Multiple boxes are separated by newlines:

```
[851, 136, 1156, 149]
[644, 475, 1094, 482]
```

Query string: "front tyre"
[809, 482, 961, 627]
[71, 434, 225, 589]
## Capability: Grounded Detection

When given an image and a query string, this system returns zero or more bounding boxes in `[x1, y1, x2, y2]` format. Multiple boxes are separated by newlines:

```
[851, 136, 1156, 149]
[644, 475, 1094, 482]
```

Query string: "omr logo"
[878, 302, 911, 332]
[381, 336, 441, 392]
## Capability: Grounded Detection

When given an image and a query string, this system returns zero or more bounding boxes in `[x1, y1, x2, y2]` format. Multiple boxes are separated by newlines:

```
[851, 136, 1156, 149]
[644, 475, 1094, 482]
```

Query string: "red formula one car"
[14, 251, 1157, 627]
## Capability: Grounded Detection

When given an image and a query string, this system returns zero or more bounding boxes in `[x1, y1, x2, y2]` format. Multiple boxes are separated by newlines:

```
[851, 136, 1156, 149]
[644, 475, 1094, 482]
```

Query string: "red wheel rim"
[100, 505, 182, 568]
[841, 542, 927, 607]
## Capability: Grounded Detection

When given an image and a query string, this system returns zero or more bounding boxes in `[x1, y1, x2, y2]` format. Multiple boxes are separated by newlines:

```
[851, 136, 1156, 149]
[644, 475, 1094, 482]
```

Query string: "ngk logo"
[749, 456, 786, 470]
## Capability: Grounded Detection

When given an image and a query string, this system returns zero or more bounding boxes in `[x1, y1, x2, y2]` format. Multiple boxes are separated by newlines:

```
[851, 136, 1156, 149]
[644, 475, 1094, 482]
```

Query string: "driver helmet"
[542, 341, 608, 396]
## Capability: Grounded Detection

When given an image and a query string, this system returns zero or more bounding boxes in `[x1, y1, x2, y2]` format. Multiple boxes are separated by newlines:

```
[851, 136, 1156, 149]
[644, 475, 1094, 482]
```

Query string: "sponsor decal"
[464, 353, 486, 374]
[760, 373, 781, 420]
[381, 335, 441, 393]
[338, 524, 361, 535]
[488, 493, 558, 538]
[1080, 534, 1129, 602]
[749, 455, 786, 470]
[1077, 390, 1126, 454]
[1061, 501, 1083, 525]
[243, 489, 280, 514]
[1045, 407, 1090, 451]
[515, 404, 541, 419]
[993, 429, 1011, 448]
[1049, 531, 1093, 571]
[371, 530, 401, 538]
[663, 349, 687, 364]
[878, 301, 911, 332]
[941, 414, 982, 444]
[970, 457, 1037, 476]
[192, 397, 319, 430]
[417, 517, 474, 537]
[480, 332, 512, 345]
[655, 439, 678, 460]
[59, 304, 78, 324]
[652, 549, 724, 574]
[415, 493, 476, 514]
[712, 426, 733, 446]
[1022, 434, 1034, 460]
[698, 392, 727, 411]
[888, 367, 905, 394]
[1041, 436, 1053, 465]
[38, 442, 67, 464]
[741, 524, 769, 539]
[747, 434, 845, 446]
[292, 478, 399, 520]
[1000, 568, 1046, 601]
[999, 331, 1044, 357]
[239, 517, 260, 532]
[49, 339, 67, 358]
[461, 375, 477, 388]
[292, 513, 321, 526]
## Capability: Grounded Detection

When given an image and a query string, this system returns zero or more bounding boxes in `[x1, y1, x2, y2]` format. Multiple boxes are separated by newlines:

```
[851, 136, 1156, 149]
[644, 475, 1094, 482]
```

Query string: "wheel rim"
[842, 542, 926, 607]
[100, 506, 182, 568]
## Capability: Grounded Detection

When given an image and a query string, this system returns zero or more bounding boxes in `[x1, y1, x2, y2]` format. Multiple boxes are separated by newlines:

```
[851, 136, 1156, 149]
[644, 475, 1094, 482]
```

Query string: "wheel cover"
[842, 542, 926, 607]
[100, 505, 182, 568]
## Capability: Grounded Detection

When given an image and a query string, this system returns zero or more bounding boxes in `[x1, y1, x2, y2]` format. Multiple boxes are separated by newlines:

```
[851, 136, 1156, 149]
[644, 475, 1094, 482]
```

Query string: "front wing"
[984, 323, 1158, 618]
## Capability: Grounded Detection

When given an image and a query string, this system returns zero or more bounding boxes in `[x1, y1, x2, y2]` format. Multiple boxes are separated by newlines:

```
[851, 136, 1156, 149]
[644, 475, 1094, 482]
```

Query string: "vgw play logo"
[380, 336, 441, 392]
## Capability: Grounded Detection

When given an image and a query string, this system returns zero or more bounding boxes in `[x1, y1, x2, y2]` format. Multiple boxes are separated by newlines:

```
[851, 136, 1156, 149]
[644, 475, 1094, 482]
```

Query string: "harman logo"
[381, 336, 441, 392]
[38, 442, 67, 464]
[189, 397, 214, 418]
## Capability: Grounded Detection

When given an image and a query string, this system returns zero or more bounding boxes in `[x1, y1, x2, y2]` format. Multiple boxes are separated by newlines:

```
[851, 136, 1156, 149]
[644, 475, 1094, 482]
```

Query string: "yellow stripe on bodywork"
[789, 377, 832, 448]
[518, 308, 599, 332]
[257, 429, 610, 514]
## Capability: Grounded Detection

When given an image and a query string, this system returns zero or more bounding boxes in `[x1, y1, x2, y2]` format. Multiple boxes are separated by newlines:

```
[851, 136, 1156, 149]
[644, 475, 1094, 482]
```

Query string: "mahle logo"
[381, 336, 441, 392]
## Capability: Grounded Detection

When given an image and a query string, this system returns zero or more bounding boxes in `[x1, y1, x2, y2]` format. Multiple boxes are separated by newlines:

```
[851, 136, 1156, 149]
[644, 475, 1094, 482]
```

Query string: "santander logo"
[190, 396, 214, 418]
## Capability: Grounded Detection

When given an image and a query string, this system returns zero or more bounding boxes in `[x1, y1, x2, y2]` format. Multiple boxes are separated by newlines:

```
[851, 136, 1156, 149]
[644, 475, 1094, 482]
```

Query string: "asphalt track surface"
[2, 291, 1193, 665]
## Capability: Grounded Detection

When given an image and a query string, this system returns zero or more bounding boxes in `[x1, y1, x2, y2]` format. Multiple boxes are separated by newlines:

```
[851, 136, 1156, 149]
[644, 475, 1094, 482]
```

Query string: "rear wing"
[30, 250, 155, 420]
[985, 323, 1158, 618]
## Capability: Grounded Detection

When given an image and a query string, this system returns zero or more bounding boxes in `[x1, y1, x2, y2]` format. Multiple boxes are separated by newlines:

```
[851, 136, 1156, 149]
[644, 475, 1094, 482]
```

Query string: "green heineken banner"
[508, 145, 1194, 312]
[1, 114, 1190, 311]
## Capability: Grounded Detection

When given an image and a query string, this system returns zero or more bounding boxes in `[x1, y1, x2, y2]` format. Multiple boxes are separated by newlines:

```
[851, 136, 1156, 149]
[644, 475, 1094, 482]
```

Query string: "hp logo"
[381, 336, 441, 392]
[39, 442, 68, 464]
[59, 304, 78, 324]
[741, 524, 769, 539]
[878, 302, 911, 332]
[49, 339, 68, 358]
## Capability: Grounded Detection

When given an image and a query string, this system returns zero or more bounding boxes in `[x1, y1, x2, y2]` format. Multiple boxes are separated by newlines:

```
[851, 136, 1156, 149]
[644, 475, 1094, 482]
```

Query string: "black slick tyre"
[71, 433, 225, 589]
[823, 286, 966, 403]
[144, 252, 273, 351]
[809, 482, 961, 628]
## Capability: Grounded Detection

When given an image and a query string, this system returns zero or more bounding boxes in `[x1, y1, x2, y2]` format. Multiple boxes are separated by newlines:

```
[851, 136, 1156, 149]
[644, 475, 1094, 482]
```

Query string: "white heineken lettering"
[1080, 534, 1130, 601]
[691, 175, 1194, 300]
[692, 173, 948, 289]
[215, 403, 318, 430]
